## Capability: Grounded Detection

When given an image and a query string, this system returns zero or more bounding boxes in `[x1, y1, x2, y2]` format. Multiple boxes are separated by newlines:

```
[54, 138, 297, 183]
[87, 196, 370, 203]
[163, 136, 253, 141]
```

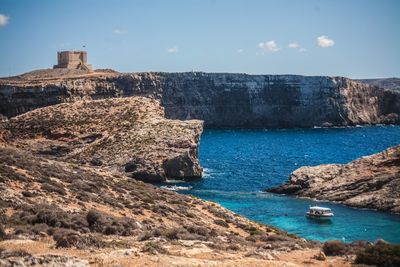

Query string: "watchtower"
[53, 51, 93, 71]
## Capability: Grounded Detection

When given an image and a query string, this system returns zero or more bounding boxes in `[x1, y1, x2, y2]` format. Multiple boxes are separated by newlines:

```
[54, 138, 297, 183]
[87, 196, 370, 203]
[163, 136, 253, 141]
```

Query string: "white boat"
[306, 206, 334, 219]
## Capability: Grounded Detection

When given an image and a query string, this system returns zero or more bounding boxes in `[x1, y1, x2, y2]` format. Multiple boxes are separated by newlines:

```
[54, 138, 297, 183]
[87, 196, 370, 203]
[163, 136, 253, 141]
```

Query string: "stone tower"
[53, 51, 93, 71]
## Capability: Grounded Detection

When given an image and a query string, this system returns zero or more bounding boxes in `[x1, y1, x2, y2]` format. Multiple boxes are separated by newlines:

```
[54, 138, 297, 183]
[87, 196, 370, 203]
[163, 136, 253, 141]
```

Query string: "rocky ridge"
[266, 145, 400, 213]
[1, 97, 202, 183]
[1, 69, 399, 128]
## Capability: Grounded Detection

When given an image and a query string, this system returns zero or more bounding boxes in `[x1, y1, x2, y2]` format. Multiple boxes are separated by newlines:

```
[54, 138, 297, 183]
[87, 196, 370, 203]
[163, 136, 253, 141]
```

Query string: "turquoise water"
[168, 126, 400, 243]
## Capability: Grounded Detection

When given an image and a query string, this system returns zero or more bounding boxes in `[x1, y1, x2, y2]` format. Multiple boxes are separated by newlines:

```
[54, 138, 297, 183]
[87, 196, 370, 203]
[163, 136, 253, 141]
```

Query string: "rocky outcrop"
[1, 96, 203, 182]
[266, 145, 400, 213]
[1, 70, 399, 127]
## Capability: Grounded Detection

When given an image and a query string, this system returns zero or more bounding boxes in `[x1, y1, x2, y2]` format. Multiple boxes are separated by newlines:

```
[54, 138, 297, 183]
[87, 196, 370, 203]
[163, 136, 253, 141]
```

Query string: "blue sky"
[0, 0, 399, 78]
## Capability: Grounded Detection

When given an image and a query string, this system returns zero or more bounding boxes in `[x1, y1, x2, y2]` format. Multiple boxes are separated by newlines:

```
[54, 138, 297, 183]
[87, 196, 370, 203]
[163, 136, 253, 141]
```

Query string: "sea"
[161, 125, 400, 243]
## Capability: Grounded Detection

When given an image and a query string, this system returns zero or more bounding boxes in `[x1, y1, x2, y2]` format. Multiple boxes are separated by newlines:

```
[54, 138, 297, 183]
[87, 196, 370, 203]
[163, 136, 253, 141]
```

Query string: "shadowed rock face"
[266, 145, 400, 213]
[0, 96, 203, 183]
[1, 71, 399, 128]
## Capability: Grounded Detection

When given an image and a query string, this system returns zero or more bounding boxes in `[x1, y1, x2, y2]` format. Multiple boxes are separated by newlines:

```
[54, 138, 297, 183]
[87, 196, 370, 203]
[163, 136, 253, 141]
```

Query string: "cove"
[169, 126, 400, 243]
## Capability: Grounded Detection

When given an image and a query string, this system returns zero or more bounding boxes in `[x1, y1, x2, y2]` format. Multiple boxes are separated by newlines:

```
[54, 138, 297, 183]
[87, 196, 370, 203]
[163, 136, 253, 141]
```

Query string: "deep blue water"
[165, 126, 400, 243]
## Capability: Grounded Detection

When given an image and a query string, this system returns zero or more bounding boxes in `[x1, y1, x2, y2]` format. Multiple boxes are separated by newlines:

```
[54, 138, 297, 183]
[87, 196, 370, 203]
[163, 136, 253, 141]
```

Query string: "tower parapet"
[53, 51, 93, 71]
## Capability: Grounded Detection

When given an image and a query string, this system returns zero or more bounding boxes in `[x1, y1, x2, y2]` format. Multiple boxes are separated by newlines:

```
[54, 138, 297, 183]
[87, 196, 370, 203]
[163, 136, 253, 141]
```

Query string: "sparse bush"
[347, 240, 372, 254]
[214, 219, 229, 228]
[227, 243, 241, 251]
[14, 223, 49, 236]
[355, 241, 400, 267]
[41, 183, 66, 196]
[186, 225, 209, 236]
[245, 235, 258, 243]
[249, 229, 264, 236]
[86, 209, 137, 236]
[323, 240, 348, 256]
[163, 228, 180, 240]
[53, 229, 105, 249]
[86, 209, 103, 227]
[263, 234, 291, 242]
[142, 241, 167, 254]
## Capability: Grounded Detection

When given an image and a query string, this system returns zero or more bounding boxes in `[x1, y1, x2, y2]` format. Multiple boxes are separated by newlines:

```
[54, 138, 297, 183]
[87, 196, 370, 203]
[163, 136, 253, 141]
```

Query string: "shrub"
[86, 209, 103, 227]
[142, 241, 167, 254]
[249, 229, 264, 236]
[41, 183, 66, 196]
[86, 209, 137, 236]
[355, 242, 400, 267]
[186, 225, 209, 236]
[227, 243, 241, 251]
[53, 229, 105, 249]
[323, 240, 348, 256]
[14, 223, 49, 236]
[163, 228, 180, 240]
[214, 219, 229, 228]
[263, 234, 291, 242]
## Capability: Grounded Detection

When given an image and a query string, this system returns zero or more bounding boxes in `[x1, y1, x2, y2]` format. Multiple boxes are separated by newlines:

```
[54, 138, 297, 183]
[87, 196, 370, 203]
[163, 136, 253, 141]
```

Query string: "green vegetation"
[355, 241, 400, 267]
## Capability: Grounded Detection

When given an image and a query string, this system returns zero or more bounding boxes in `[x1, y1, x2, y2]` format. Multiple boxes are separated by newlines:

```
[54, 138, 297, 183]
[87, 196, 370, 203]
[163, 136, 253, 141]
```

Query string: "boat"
[306, 206, 334, 219]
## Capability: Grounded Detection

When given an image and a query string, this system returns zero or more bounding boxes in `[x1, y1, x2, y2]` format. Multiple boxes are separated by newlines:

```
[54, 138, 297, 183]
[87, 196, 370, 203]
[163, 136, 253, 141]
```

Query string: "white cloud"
[113, 28, 128, 35]
[288, 42, 300, 49]
[258, 40, 280, 52]
[317, 35, 335, 47]
[0, 14, 9, 27]
[237, 49, 243, 53]
[288, 42, 307, 52]
[167, 46, 179, 53]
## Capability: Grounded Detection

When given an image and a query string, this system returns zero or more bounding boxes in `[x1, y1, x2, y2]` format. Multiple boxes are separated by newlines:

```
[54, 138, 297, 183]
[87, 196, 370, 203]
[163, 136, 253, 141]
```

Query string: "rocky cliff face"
[266, 145, 400, 213]
[1, 96, 203, 183]
[1, 70, 399, 128]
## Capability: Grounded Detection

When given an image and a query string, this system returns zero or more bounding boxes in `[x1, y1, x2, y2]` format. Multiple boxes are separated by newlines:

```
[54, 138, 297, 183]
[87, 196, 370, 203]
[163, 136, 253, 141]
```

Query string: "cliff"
[266, 145, 400, 213]
[1, 69, 399, 128]
[1, 96, 202, 183]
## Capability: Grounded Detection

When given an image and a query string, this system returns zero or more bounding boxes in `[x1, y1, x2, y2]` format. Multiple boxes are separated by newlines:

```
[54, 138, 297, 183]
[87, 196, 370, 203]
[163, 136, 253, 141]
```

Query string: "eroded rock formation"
[1, 70, 399, 127]
[1, 96, 202, 182]
[266, 145, 400, 213]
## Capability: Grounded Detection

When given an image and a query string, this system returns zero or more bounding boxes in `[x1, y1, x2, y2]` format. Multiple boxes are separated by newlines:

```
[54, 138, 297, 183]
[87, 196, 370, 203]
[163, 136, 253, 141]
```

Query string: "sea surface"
[162, 126, 400, 243]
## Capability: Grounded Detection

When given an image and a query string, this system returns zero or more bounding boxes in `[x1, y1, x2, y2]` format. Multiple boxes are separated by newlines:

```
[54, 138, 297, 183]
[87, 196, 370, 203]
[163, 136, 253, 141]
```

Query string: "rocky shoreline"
[266, 145, 400, 213]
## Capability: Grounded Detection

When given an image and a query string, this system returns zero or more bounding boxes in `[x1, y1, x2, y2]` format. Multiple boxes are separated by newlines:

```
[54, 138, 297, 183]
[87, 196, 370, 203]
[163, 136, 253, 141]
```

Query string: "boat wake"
[160, 185, 192, 191]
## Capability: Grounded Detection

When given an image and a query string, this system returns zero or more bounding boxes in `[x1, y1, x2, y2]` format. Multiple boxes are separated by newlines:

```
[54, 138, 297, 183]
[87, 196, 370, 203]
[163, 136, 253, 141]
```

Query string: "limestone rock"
[0, 250, 89, 267]
[1, 71, 399, 128]
[314, 251, 326, 261]
[1, 96, 203, 182]
[267, 145, 400, 213]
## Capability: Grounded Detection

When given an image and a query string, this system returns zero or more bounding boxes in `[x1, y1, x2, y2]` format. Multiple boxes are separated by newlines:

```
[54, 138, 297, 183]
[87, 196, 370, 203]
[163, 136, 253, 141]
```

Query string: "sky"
[0, 0, 399, 78]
